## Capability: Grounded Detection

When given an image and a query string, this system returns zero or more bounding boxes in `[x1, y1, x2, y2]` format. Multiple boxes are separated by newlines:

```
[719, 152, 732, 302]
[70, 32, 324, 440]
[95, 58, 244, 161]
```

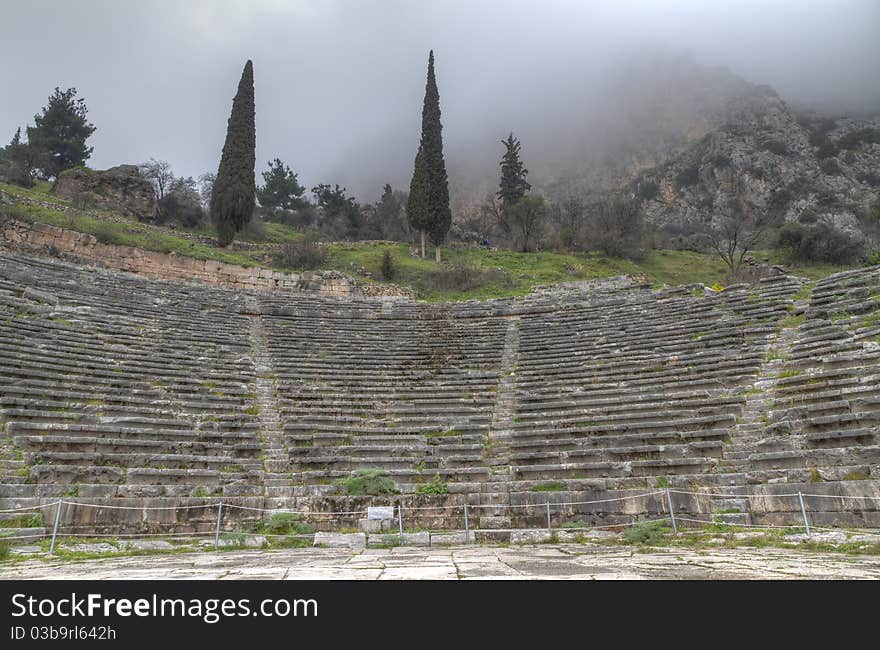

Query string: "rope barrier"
[797, 493, 880, 501]
[5, 489, 878, 518]
[674, 516, 806, 530]
[63, 501, 217, 511]
[220, 503, 370, 516]
[0, 532, 47, 541]
[0, 503, 58, 513]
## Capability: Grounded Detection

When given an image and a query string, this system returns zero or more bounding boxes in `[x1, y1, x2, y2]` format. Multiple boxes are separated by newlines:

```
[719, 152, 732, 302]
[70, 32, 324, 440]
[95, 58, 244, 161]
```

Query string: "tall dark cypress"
[407, 50, 451, 261]
[211, 60, 256, 246]
[498, 132, 530, 210]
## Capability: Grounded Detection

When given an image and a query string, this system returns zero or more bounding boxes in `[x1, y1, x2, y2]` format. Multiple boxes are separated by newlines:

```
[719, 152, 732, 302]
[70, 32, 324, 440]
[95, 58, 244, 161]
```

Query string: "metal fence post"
[214, 500, 223, 550]
[463, 501, 469, 543]
[397, 504, 403, 539]
[48, 498, 63, 555]
[798, 491, 810, 537]
[666, 488, 677, 534]
[546, 502, 551, 534]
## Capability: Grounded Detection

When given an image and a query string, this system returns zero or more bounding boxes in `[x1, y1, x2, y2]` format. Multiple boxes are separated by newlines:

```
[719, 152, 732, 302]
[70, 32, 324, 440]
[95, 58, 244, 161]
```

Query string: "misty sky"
[2, 0, 879, 201]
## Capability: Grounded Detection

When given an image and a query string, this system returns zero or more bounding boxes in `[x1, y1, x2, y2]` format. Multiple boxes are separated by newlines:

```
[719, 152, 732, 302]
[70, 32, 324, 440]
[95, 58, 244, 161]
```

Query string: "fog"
[2, 0, 878, 201]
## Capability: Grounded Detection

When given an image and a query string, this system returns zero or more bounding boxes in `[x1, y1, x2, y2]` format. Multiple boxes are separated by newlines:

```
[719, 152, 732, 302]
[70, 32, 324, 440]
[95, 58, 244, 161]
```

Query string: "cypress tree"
[498, 132, 530, 210]
[211, 60, 256, 246]
[407, 50, 451, 261]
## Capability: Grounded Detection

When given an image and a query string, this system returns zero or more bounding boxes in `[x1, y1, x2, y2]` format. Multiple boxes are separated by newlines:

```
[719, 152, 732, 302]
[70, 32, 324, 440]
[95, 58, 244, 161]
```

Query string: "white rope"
[674, 516, 804, 530]
[797, 493, 880, 501]
[220, 503, 369, 516]
[589, 517, 671, 530]
[809, 525, 880, 536]
[668, 489, 801, 499]
[0, 532, 47, 541]
[49, 531, 218, 539]
[63, 501, 218, 511]
[562, 492, 665, 506]
[0, 503, 58, 513]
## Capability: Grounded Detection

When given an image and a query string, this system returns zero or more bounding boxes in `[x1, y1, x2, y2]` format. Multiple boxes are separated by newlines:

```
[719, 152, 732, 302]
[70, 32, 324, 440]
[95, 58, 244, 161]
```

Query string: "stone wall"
[0, 218, 361, 297]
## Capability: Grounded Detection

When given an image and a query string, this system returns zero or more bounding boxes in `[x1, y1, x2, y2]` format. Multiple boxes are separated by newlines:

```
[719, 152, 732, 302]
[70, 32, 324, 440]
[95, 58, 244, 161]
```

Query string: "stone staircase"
[479, 317, 520, 529]
[246, 309, 292, 510]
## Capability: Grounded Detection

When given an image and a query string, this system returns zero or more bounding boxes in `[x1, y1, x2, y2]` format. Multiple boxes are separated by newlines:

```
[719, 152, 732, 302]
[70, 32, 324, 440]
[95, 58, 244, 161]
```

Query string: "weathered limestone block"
[313, 532, 366, 549]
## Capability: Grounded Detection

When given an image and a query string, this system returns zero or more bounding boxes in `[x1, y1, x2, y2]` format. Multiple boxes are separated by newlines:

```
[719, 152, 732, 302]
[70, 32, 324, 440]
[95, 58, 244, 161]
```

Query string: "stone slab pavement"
[2, 544, 879, 580]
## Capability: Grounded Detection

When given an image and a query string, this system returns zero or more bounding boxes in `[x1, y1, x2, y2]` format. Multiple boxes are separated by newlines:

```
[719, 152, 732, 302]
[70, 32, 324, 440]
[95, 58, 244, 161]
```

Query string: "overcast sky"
[2, 0, 879, 201]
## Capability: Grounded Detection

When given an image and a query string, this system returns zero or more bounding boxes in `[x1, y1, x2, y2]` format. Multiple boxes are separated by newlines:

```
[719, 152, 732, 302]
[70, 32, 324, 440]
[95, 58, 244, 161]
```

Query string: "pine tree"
[407, 50, 451, 261]
[257, 158, 307, 218]
[26, 87, 96, 179]
[1, 128, 44, 188]
[211, 60, 256, 246]
[498, 132, 530, 210]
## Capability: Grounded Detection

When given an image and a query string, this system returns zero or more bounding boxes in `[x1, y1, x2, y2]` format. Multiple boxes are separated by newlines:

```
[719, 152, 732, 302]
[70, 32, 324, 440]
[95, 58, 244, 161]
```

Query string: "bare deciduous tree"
[708, 186, 765, 276]
[504, 194, 547, 252]
[139, 158, 174, 201]
[588, 193, 644, 259]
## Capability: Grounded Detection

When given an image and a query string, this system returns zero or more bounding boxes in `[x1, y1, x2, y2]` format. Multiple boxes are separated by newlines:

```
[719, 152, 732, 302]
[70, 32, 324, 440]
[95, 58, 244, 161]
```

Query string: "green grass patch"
[334, 469, 398, 496]
[0, 184, 863, 303]
[0, 513, 43, 528]
[263, 512, 314, 535]
[621, 520, 671, 545]
[778, 314, 805, 329]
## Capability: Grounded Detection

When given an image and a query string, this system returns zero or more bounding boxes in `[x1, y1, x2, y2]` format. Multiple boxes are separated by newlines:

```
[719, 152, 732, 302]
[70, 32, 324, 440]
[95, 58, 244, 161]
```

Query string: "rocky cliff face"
[53, 164, 157, 221]
[626, 87, 880, 243]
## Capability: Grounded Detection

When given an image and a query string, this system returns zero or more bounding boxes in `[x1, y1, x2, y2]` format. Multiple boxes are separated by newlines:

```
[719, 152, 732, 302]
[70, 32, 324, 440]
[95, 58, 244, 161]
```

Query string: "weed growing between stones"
[334, 469, 399, 495]
[415, 473, 449, 495]
[621, 520, 671, 545]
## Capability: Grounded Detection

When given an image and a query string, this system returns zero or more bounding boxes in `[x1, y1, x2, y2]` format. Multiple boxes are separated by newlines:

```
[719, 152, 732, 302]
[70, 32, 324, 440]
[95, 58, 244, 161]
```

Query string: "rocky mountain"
[630, 89, 880, 243]
[529, 54, 880, 247]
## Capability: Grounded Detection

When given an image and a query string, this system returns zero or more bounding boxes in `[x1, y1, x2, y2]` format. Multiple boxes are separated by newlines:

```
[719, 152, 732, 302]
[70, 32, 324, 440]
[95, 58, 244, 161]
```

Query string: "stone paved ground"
[2, 544, 879, 580]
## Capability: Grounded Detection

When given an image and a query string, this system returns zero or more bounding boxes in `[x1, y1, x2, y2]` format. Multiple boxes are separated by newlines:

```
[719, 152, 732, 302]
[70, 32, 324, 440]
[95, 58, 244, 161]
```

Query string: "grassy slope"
[0, 181, 857, 302]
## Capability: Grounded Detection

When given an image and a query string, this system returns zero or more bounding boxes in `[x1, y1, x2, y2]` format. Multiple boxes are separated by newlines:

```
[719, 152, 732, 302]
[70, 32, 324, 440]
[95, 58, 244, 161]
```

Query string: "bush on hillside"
[272, 237, 328, 270]
[777, 222, 864, 264]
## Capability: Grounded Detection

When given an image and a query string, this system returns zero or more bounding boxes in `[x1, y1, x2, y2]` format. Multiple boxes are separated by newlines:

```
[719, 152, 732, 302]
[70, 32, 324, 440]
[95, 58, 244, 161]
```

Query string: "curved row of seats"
[0, 248, 877, 529]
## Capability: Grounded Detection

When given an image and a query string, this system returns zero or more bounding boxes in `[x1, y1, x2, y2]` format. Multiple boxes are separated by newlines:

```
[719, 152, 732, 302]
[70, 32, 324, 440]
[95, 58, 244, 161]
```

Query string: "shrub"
[237, 218, 268, 242]
[819, 159, 843, 176]
[272, 238, 328, 270]
[816, 141, 839, 159]
[586, 194, 645, 260]
[415, 473, 448, 495]
[264, 512, 313, 535]
[335, 469, 398, 496]
[761, 138, 788, 155]
[675, 165, 700, 188]
[621, 520, 670, 545]
[380, 250, 396, 280]
[90, 222, 122, 246]
[0, 536, 9, 561]
[0, 513, 43, 528]
[635, 179, 659, 200]
[157, 189, 206, 229]
[777, 222, 863, 264]
[856, 172, 880, 187]
[838, 127, 880, 150]
[420, 263, 510, 293]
